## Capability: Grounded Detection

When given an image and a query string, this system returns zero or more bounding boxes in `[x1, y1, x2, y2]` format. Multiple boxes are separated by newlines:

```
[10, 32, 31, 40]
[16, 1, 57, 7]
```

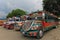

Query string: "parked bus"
[20, 12, 58, 39]
[13, 17, 24, 31]
[3, 18, 15, 29]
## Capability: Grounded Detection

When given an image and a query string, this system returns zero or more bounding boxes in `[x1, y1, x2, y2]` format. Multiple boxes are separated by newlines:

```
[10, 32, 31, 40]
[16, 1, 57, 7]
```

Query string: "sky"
[0, 0, 43, 18]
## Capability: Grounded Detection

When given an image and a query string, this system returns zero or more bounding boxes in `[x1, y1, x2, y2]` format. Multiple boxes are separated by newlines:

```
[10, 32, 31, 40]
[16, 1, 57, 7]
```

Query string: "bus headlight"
[31, 25, 39, 30]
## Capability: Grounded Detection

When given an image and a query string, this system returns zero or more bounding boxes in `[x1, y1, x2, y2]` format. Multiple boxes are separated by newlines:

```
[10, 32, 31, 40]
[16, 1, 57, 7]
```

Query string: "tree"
[43, 0, 60, 16]
[7, 9, 27, 18]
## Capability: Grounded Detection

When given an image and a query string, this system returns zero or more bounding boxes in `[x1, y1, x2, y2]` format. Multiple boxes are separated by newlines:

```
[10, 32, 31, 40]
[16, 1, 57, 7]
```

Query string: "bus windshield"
[31, 21, 42, 27]
[22, 20, 32, 31]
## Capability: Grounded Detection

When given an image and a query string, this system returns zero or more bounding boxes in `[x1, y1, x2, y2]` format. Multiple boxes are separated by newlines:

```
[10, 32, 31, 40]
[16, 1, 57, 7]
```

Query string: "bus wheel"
[55, 25, 58, 28]
[37, 30, 44, 39]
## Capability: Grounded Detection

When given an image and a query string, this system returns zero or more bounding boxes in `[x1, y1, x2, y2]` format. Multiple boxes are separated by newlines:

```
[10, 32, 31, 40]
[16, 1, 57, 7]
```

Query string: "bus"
[20, 12, 58, 39]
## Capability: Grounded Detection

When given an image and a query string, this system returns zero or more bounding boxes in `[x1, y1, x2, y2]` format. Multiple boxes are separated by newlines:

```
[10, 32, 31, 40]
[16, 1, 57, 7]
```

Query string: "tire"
[55, 25, 58, 28]
[37, 30, 44, 39]
[10, 26, 14, 29]
[54, 25, 58, 28]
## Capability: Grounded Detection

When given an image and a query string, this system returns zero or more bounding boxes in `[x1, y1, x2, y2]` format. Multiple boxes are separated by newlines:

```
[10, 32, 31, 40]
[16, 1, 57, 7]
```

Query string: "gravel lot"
[0, 22, 60, 40]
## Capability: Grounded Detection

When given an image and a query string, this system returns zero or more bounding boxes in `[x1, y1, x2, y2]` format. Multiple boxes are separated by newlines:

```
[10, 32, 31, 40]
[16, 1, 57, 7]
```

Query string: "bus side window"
[45, 14, 57, 22]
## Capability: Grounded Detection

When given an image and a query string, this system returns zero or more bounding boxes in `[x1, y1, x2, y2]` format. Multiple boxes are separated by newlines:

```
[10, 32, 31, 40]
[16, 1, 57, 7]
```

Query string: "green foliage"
[7, 9, 26, 18]
[43, 0, 60, 16]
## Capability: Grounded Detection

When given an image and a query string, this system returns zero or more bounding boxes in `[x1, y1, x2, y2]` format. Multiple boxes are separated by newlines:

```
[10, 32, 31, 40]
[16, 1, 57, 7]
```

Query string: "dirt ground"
[41, 26, 60, 40]
[0, 22, 60, 40]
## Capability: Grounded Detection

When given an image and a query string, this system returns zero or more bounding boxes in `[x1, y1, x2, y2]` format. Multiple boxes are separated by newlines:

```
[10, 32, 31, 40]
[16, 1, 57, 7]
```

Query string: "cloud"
[0, 0, 43, 18]
[6, 0, 43, 12]
[0, 11, 7, 18]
